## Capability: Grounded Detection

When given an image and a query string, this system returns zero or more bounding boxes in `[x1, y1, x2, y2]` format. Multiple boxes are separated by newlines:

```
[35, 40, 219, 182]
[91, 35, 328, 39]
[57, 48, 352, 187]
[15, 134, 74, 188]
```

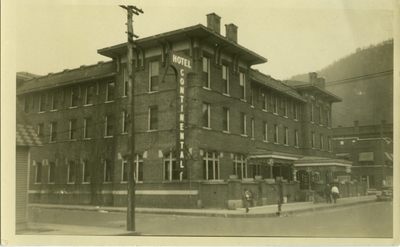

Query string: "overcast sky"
[12, 0, 394, 80]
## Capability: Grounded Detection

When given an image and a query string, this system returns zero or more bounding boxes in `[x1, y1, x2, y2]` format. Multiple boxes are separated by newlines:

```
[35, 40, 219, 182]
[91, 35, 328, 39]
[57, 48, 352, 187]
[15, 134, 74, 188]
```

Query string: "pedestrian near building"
[244, 189, 252, 213]
[324, 184, 332, 203]
[331, 185, 339, 204]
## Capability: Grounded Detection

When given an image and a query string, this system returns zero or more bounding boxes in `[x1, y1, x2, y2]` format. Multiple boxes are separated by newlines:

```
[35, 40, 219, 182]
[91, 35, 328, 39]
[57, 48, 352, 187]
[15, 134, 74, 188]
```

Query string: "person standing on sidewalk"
[324, 184, 332, 203]
[331, 185, 340, 203]
[244, 189, 252, 213]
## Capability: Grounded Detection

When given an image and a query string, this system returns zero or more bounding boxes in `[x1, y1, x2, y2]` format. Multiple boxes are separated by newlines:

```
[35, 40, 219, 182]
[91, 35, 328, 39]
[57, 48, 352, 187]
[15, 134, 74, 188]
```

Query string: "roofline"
[98, 24, 267, 64]
[293, 84, 342, 102]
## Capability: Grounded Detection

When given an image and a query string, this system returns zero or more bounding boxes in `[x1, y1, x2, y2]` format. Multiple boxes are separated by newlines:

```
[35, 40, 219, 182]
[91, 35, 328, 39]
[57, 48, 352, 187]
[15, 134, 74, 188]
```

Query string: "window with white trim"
[283, 98, 288, 117]
[48, 162, 55, 183]
[263, 122, 268, 142]
[71, 87, 79, 107]
[83, 161, 91, 183]
[85, 85, 94, 105]
[239, 72, 246, 100]
[122, 154, 143, 182]
[284, 127, 289, 145]
[104, 160, 113, 182]
[52, 91, 60, 110]
[319, 105, 323, 125]
[106, 81, 115, 102]
[328, 136, 332, 151]
[105, 115, 114, 137]
[202, 103, 210, 128]
[148, 106, 158, 130]
[233, 155, 248, 179]
[223, 107, 229, 132]
[67, 161, 76, 183]
[251, 118, 255, 139]
[164, 152, 180, 181]
[122, 110, 128, 133]
[84, 118, 92, 139]
[310, 102, 314, 123]
[274, 124, 279, 143]
[272, 95, 278, 114]
[311, 132, 316, 148]
[50, 122, 57, 142]
[202, 57, 210, 88]
[262, 92, 268, 111]
[35, 162, 42, 183]
[37, 123, 44, 140]
[69, 119, 77, 140]
[320, 134, 324, 150]
[294, 104, 298, 120]
[241, 113, 247, 135]
[149, 61, 159, 92]
[39, 93, 46, 112]
[222, 65, 229, 94]
[326, 108, 331, 127]
[203, 152, 220, 180]
[295, 130, 299, 147]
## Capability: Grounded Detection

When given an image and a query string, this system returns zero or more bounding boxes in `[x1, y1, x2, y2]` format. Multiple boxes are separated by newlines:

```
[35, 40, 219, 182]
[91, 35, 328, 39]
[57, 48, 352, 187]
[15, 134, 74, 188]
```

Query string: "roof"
[98, 24, 267, 65]
[16, 124, 42, 147]
[283, 80, 342, 102]
[294, 156, 352, 166]
[249, 70, 306, 102]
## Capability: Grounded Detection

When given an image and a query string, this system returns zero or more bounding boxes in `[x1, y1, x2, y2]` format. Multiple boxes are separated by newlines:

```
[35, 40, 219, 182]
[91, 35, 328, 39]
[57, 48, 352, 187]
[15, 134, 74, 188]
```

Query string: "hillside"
[290, 40, 393, 127]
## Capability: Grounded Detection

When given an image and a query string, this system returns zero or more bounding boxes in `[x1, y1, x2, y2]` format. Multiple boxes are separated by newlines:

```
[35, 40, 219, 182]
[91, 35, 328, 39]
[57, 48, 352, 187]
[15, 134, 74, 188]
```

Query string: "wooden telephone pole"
[120, 5, 143, 232]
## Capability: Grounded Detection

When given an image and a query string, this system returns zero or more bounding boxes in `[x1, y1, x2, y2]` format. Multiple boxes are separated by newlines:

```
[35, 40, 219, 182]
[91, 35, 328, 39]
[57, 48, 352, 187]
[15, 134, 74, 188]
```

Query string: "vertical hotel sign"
[169, 51, 193, 180]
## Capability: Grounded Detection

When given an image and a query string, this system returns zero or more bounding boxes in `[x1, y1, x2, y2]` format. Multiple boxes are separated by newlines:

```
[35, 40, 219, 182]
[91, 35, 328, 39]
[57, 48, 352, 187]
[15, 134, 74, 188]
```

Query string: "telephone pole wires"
[120, 4, 143, 232]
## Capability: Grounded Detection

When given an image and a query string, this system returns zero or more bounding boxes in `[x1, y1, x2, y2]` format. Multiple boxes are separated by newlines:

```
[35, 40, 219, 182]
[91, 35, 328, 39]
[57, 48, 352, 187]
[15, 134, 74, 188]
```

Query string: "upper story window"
[311, 132, 316, 148]
[105, 114, 114, 137]
[148, 106, 158, 131]
[223, 107, 229, 132]
[122, 110, 128, 133]
[274, 124, 279, 143]
[122, 154, 143, 182]
[69, 119, 77, 140]
[233, 154, 247, 179]
[310, 102, 314, 123]
[52, 91, 60, 110]
[39, 93, 46, 112]
[48, 162, 55, 183]
[222, 64, 229, 94]
[202, 57, 210, 88]
[71, 87, 79, 107]
[328, 136, 332, 151]
[284, 127, 289, 145]
[318, 105, 323, 125]
[294, 130, 299, 147]
[272, 95, 278, 114]
[239, 72, 246, 100]
[149, 61, 159, 92]
[283, 98, 288, 117]
[50, 122, 57, 142]
[263, 122, 268, 142]
[35, 161, 42, 183]
[241, 112, 247, 135]
[326, 108, 331, 127]
[262, 92, 268, 111]
[294, 104, 298, 120]
[320, 134, 324, 150]
[37, 123, 44, 140]
[82, 161, 91, 183]
[251, 118, 255, 139]
[106, 81, 115, 102]
[203, 152, 220, 180]
[84, 118, 92, 139]
[202, 103, 211, 128]
[123, 67, 128, 97]
[86, 85, 94, 105]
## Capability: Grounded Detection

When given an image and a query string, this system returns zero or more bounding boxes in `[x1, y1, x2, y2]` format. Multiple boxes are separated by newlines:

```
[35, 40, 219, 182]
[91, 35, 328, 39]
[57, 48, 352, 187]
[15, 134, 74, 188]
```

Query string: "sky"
[9, 0, 394, 80]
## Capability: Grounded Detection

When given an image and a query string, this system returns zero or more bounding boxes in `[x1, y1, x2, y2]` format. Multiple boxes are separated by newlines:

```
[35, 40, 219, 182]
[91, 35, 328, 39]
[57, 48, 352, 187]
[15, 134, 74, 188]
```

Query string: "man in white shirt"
[331, 185, 339, 203]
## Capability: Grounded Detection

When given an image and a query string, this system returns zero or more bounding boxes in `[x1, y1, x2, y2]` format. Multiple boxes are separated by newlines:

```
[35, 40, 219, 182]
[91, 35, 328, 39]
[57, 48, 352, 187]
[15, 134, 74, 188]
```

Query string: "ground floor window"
[48, 162, 55, 183]
[233, 155, 247, 179]
[250, 164, 261, 178]
[164, 152, 185, 181]
[83, 161, 91, 183]
[67, 161, 76, 183]
[35, 162, 42, 183]
[122, 154, 143, 182]
[203, 152, 219, 180]
[104, 160, 113, 182]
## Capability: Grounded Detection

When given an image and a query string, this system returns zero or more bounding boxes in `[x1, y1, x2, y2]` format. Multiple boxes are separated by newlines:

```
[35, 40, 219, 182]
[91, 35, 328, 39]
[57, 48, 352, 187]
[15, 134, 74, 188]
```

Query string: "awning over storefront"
[359, 152, 374, 161]
[384, 152, 393, 161]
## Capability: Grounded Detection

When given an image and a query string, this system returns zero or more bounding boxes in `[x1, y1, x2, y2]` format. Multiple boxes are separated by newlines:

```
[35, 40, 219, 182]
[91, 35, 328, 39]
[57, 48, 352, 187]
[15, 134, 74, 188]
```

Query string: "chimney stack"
[225, 23, 238, 43]
[317, 77, 325, 89]
[206, 13, 221, 34]
[309, 72, 317, 84]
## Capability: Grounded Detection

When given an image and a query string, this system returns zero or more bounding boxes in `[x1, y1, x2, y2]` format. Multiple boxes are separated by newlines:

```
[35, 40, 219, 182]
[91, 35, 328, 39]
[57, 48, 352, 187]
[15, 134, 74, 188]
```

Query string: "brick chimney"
[354, 120, 359, 132]
[309, 72, 317, 84]
[206, 13, 221, 34]
[225, 23, 238, 43]
[317, 77, 325, 89]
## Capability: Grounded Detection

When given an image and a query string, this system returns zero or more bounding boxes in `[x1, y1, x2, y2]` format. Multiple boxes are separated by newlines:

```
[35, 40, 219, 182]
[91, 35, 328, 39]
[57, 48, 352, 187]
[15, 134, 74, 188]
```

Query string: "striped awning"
[16, 124, 42, 147]
[359, 152, 374, 161]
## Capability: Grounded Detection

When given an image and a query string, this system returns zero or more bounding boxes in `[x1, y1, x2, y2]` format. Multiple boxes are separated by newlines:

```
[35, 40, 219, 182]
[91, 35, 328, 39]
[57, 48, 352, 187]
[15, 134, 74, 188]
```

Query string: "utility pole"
[120, 5, 143, 232]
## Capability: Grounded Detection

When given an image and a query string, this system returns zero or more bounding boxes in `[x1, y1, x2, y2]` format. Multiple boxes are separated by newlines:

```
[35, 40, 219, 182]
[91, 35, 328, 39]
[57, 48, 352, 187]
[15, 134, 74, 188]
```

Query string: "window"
[202, 57, 210, 88]
[310, 102, 314, 122]
[105, 115, 114, 137]
[326, 109, 331, 127]
[123, 67, 128, 97]
[122, 154, 143, 182]
[202, 103, 210, 128]
[67, 161, 76, 183]
[35, 162, 42, 183]
[148, 106, 158, 130]
[294, 104, 298, 120]
[250, 86, 254, 106]
[52, 91, 60, 110]
[241, 113, 247, 135]
[83, 161, 91, 183]
[84, 118, 92, 139]
[239, 72, 246, 100]
[272, 96, 278, 114]
[274, 124, 279, 143]
[71, 87, 79, 107]
[319, 105, 323, 125]
[222, 108, 229, 132]
[39, 94, 46, 112]
[69, 119, 77, 140]
[122, 110, 128, 133]
[283, 98, 288, 117]
[295, 130, 299, 147]
[164, 152, 181, 181]
[104, 160, 113, 182]
[233, 155, 247, 179]
[311, 132, 316, 148]
[149, 61, 159, 92]
[262, 93, 268, 111]
[48, 162, 55, 183]
[50, 122, 57, 142]
[284, 127, 289, 145]
[251, 118, 255, 139]
[222, 65, 229, 94]
[263, 122, 268, 142]
[320, 134, 324, 150]
[86, 85, 94, 105]
[250, 164, 261, 178]
[106, 81, 115, 102]
[203, 152, 220, 180]
[37, 124, 44, 140]
[328, 136, 332, 151]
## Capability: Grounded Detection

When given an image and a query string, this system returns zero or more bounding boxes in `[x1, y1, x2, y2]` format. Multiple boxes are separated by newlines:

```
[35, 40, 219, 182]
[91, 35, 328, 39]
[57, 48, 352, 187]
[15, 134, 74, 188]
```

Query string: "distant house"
[332, 120, 393, 191]
[16, 100, 42, 231]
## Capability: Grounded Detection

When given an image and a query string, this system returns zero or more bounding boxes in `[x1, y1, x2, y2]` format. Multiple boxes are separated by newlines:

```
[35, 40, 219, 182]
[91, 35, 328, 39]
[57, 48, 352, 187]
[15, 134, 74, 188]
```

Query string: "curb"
[30, 199, 377, 218]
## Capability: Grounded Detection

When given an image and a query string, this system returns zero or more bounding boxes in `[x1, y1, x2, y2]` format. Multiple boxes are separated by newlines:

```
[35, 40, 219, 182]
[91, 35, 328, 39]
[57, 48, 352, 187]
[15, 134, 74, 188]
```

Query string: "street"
[28, 201, 392, 237]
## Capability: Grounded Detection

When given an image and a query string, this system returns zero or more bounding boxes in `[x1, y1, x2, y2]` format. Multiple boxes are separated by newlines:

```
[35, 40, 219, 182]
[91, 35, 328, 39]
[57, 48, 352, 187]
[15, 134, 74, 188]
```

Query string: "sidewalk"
[22, 195, 377, 235]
